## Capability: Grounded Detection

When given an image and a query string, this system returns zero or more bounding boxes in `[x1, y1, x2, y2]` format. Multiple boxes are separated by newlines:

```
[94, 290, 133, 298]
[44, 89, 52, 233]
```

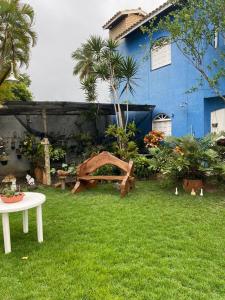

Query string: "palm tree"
[72, 36, 138, 129]
[0, 0, 37, 85]
[72, 35, 105, 80]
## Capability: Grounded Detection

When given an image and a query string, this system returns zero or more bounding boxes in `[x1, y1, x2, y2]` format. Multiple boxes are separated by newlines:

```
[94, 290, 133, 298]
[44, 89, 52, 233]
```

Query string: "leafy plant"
[93, 164, 120, 176]
[144, 130, 164, 148]
[0, 0, 37, 85]
[0, 185, 21, 197]
[51, 163, 76, 176]
[106, 122, 139, 160]
[133, 155, 153, 179]
[72, 36, 138, 129]
[160, 135, 220, 180]
[21, 135, 66, 164]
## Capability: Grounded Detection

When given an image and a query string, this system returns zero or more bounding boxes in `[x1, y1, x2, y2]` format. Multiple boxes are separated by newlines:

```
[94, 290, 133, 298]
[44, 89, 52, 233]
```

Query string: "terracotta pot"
[1, 193, 24, 204]
[34, 167, 46, 184]
[183, 179, 203, 192]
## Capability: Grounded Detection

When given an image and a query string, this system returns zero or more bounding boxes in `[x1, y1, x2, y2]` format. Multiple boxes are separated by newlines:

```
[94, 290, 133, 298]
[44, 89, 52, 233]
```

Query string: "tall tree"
[142, 0, 225, 101]
[72, 36, 138, 129]
[0, 0, 37, 85]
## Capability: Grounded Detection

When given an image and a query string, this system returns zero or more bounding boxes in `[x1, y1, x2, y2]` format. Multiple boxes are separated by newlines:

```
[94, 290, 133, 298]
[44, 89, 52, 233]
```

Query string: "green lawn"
[1, 181, 225, 300]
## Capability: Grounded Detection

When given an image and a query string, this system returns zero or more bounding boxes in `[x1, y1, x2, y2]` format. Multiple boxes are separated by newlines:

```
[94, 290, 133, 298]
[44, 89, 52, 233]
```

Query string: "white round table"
[0, 192, 46, 254]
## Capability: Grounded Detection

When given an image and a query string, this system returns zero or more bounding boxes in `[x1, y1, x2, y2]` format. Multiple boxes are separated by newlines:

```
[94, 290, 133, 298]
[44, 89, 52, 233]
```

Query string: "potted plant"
[0, 152, 9, 166]
[21, 135, 66, 184]
[0, 186, 24, 203]
[52, 163, 76, 178]
[16, 148, 22, 159]
[11, 140, 16, 150]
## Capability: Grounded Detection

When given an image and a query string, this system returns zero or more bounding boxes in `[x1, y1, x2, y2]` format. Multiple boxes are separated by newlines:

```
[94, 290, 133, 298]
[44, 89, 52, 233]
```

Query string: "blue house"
[103, 3, 225, 137]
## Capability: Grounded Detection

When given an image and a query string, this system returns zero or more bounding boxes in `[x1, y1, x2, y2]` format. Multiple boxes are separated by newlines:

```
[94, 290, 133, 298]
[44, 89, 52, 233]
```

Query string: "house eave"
[118, 1, 174, 40]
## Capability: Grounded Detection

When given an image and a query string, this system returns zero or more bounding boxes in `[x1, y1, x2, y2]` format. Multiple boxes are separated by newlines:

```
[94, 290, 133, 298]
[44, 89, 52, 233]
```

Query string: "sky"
[24, 0, 167, 102]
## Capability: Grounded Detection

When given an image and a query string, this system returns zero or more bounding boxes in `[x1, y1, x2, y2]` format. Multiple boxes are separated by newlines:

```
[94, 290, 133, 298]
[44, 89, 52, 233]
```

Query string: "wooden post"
[41, 109, 51, 186]
[41, 138, 51, 185]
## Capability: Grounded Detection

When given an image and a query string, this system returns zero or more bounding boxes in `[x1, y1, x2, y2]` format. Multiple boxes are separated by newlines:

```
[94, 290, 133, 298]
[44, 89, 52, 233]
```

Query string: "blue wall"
[118, 27, 225, 137]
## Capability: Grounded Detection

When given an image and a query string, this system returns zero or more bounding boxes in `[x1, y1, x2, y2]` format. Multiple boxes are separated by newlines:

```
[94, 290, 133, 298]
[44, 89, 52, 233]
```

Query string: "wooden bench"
[72, 151, 135, 197]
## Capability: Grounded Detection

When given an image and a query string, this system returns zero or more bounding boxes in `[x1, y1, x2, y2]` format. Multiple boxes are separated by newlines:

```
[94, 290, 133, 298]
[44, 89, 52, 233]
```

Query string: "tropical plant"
[144, 130, 164, 148]
[72, 36, 138, 129]
[160, 136, 221, 180]
[106, 122, 139, 160]
[133, 155, 153, 179]
[142, 0, 225, 102]
[21, 135, 66, 164]
[0, 0, 37, 85]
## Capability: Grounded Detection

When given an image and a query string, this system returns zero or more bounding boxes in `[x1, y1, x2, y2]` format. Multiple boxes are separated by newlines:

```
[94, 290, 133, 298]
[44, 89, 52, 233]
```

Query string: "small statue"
[11, 179, 17, 191]
[26, 174, 35, 186]
[175, 187, 178, 195]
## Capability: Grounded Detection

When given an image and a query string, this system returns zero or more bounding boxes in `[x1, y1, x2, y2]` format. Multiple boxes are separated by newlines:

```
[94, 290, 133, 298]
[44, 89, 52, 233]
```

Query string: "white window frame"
[152, 113, 172, 136]
[214, 31, 219, 48]
[151, 38, 171, 71]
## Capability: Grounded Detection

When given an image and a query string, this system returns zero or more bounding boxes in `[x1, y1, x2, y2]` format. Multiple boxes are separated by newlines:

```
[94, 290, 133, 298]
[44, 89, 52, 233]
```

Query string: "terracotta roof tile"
[106, 1, 174, 40]
[103, 8, 147, 29]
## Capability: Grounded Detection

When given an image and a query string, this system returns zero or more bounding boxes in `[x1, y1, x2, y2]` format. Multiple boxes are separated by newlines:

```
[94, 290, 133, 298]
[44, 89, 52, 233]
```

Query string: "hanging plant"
[16, 148, 22, 159]
[0, 152, 9, 165]
[11, 139, 16, 150]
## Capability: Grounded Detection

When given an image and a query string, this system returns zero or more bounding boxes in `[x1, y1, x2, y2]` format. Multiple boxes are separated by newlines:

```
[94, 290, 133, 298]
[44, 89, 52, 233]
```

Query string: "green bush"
[147, 134, 225, 181]
[133, 155, 153, 179]
[93, 164, 121, 176]
[106, 122, 139, 161]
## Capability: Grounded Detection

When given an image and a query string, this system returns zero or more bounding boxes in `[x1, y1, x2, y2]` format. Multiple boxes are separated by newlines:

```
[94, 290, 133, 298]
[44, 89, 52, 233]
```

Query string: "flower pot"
[1, 193, 24, 204]
[57, 170, 69, 177]
[1, 160, 8, 166]
[34, 166, 46, 184]
[183, 179, 203, 192]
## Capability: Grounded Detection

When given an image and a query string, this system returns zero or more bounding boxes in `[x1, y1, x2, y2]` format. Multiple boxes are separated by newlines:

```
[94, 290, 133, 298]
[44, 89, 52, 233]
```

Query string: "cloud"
[24, 0, 166, 102]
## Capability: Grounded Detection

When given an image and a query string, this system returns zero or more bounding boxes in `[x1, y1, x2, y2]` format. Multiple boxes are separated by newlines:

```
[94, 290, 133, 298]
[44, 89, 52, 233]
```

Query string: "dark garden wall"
[0, 114, 108, 178]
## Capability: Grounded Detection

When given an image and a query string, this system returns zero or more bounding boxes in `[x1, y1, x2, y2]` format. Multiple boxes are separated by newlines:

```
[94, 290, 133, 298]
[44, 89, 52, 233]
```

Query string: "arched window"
[151, 38, 171, 70]
[152, 113, 172, 136]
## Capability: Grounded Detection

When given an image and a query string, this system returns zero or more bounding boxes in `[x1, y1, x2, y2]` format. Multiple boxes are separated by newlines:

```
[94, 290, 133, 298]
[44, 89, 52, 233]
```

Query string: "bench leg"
[120, 179, 130, 198]
[72, 180, 98, 194]
[72, 181, 86, 193]
[129, 178, 135, 190]
[86, 180, 98, 189]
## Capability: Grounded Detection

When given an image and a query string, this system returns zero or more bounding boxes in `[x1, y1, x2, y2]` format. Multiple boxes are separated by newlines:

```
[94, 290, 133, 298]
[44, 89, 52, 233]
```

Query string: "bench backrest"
[77, 151, 133, 177]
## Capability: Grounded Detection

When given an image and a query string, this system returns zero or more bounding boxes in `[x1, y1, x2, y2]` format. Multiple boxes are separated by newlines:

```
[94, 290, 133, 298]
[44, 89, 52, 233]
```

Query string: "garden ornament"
[175, 187, 178, 195]
[11, 179, 17, 191]
[200, 189, 204, 197]
[2, 175, 16, 188]
[191, 188, 196, 196]
[26, 174, 35, 186]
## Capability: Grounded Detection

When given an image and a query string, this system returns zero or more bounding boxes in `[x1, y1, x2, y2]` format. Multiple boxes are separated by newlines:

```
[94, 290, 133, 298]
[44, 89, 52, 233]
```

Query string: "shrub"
[133, 155, 153, 179]
[93, 164, 120, 176]
[144, 130, 164, 148]
[106, 122, 139, 161]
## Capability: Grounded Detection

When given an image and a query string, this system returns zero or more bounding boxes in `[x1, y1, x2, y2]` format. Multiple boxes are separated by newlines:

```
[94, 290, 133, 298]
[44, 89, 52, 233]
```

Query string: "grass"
[1, 181, 225, 300]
